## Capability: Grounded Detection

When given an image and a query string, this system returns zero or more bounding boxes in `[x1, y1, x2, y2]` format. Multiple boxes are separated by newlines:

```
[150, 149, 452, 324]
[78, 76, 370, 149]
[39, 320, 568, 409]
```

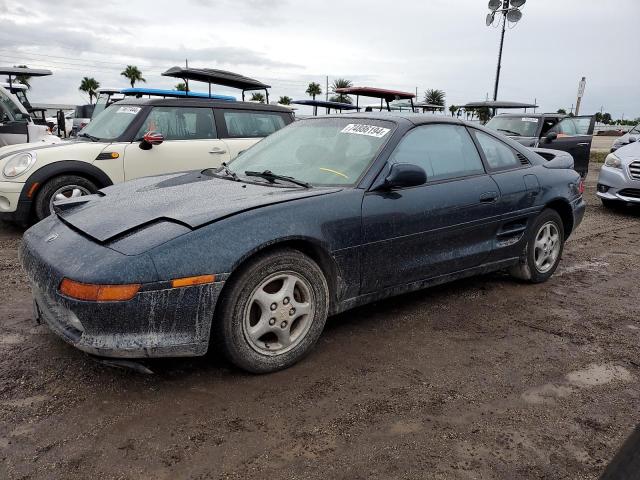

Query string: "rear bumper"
[21, 215, 225, 358]
[571, 196, 586, 233]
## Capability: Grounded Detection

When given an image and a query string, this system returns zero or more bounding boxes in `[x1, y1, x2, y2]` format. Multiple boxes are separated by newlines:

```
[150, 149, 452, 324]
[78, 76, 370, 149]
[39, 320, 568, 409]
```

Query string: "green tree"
[477, 107, 491, 124]
[424, 88, 446, 107]
[557, 108, 567, 115]
[594, 112, 603, 124]
[278, 95, 292, 105]
[329, 78, 353, 104]
[120, 65, 146, 88]
[250, 92, 266, 103]
[602, 113, 612, 124]
[6, 65, 32, 89]
[449, 104, 458, 117]
[175, 83, 187, 91]
[79, 77, 100, 104]
[305, 82, 322, 100]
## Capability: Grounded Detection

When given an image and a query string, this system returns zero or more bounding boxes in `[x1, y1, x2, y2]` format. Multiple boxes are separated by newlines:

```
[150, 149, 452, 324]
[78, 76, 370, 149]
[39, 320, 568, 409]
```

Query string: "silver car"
[611, 124, 639, 152]
[597, 141, 640, 207]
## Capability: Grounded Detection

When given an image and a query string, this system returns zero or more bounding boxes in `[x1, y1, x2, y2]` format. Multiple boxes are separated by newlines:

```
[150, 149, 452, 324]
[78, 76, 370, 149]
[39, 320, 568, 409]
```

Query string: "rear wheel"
[34, 175, 97, 220]
[215, 249, 329, 373]
[510, 209, 565, 283]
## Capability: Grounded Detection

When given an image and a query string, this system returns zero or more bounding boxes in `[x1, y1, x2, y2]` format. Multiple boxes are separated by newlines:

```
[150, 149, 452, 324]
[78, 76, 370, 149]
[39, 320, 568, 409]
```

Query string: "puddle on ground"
[566, 364, 633, 387]
[0, 334, 25, 345]
[1, 394, 50, 408]
[556, 260, 609, 277]
[522, 363, 633, 405]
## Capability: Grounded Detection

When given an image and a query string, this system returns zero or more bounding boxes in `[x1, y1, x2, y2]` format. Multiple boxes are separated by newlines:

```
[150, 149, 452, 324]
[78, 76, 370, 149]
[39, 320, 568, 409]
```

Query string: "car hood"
[0, 139, 108, 161]
[54, 170, 342, 243]
[613, 140, 640, 163]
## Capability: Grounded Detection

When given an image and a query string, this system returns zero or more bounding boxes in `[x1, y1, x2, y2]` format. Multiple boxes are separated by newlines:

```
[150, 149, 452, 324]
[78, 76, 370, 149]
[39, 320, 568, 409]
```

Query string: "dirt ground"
[1, 162, 639, 480]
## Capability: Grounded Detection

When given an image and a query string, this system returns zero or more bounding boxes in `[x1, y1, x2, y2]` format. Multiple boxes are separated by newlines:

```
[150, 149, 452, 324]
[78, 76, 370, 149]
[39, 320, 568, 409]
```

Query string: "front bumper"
[596, 165, 640, 204]
[21, 215, 226, 358]
[0, 181, 30, 224]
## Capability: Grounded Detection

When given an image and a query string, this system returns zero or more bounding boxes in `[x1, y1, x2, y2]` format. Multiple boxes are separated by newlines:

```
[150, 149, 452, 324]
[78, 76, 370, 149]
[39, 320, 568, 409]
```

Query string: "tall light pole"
[486, 0, 526, 101]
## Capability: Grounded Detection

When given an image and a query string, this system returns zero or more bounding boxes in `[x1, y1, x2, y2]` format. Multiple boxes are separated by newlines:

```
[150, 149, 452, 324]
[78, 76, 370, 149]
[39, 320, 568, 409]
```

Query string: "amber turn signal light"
[171, 274, 215, 288]
[60, 278, 140, 302]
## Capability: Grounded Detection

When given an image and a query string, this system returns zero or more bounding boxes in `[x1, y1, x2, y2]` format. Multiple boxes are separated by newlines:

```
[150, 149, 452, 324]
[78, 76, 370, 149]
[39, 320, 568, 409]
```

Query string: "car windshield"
[79, 104, 141, 141]
[629, 124, 640, 135]
[227, 117, 395, 186]
[485, 116, 540, 137]
[0, 87, 27, 123]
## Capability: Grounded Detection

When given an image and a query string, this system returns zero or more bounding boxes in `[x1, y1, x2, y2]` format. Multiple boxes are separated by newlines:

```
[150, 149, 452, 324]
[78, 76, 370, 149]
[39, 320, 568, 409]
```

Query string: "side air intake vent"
[517, 153, 529, 165]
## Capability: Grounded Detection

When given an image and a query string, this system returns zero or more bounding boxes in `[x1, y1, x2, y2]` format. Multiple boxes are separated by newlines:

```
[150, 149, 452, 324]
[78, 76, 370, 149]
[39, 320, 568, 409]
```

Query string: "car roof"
[115, 97, 292, 112]
[302, 112, 467, 127]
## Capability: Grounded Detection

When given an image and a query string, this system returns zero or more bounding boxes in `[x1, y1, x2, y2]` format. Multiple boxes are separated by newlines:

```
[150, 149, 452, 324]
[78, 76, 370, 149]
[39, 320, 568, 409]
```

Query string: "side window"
[549, 118, 577, 136]
[389, 124, 485, 182]
[136, 107, 216, 140]
[474, 131, 521, 170]
[221, 110, 286, 138]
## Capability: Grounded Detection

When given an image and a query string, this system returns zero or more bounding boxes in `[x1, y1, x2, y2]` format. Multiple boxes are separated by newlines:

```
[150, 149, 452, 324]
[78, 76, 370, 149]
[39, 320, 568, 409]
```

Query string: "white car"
[0, 97, 294, 224]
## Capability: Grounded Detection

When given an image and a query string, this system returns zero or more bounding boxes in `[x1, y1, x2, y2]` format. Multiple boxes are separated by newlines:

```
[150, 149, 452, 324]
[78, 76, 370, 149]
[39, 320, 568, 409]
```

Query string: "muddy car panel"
[20, 114, 586, 359]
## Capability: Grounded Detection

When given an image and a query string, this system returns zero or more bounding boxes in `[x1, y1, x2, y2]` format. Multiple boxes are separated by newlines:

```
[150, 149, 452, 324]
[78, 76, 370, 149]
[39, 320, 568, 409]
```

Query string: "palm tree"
[7, 65, 32, 89]
[477, 107, 491, 124]
[305, 82, 322, 100]
[449, 105, 458, 117]
[79, 77, 100, 104]
[278, 96, 292, 105]
[330, 78, 353, 104]
[175, 83, 187, 91]
[250, 92, 266, 103]
[120, 65, 146, 88]
[424, 89, 445, 108]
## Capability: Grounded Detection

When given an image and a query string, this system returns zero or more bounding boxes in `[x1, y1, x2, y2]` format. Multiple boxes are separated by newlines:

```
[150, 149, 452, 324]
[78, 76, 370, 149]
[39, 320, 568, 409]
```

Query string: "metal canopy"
[334, 86, 416, 112]
[292, 99, 359, 116]
[0, 67, 52, 77]
[162, 66, 271, 102]
[461, 100, 538, 109]
[414, 102, 446, 110]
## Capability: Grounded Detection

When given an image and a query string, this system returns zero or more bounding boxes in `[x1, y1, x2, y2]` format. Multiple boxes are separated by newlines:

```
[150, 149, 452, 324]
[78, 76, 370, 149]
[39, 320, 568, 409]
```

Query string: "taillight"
[60, 278, 140, 302]
[578, 179, 585, 195]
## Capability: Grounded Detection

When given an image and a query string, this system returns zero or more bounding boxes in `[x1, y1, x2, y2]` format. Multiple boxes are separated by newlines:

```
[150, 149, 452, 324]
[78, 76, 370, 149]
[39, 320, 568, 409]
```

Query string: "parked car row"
[0, 97, 293, 224]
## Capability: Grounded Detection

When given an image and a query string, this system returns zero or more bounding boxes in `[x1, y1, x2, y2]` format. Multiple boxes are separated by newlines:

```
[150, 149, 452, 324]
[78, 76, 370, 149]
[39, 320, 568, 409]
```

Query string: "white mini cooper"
[0, 98, 293, 224]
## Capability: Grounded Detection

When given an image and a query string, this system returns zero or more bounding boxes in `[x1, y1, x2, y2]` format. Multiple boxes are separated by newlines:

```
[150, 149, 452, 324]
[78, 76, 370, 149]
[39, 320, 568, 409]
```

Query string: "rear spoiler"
[531, 148, 575, 170]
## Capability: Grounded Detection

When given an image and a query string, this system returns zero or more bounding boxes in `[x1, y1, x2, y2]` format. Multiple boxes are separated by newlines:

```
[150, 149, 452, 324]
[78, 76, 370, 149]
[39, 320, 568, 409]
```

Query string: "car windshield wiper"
[217, 162, 239, 181]
[78, 132, 100, 142]
[497, 128, 524, 136]
[244, 170, 310, 188]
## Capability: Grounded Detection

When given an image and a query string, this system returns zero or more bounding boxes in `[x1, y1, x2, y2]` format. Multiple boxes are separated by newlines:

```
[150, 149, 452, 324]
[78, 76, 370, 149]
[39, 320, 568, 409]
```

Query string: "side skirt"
[334, 257, 520, 314]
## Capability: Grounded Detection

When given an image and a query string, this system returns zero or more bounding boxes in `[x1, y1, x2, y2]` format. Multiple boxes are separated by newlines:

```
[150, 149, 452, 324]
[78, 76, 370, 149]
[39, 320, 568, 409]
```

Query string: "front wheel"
[34, 175, 97, 220]
[215, 249, 329, 373]
[510, 209, 565, 283]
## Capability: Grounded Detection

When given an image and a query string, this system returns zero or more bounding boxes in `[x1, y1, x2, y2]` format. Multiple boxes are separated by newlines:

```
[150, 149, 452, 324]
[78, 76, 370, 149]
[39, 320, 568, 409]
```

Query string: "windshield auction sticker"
[117, 106, 141, 115]
[341, 124, 390, 138]
[521, 117, 539, 122]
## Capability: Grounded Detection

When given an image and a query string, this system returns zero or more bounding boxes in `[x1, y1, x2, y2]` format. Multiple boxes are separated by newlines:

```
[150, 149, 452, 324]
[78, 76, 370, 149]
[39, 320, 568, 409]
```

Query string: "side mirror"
[139, 131, 164, 150]
[380, 163, 427, 190]
[628, 136, 637, 143]
[545, 132, 558, 143]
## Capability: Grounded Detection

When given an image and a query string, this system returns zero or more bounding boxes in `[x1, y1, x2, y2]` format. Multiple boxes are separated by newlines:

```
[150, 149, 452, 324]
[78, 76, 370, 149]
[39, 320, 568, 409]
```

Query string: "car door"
[360, 124, 502, 294]
[215, 108, 290, 160]
[123, 106, 230, 180]
[541, 115, 595, 176]
[470, 129, 541, 260]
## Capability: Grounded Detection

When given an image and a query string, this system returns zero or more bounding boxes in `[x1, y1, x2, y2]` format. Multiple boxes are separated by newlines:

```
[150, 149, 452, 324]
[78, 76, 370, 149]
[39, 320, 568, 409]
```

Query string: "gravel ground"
[1, 162, 639, 480]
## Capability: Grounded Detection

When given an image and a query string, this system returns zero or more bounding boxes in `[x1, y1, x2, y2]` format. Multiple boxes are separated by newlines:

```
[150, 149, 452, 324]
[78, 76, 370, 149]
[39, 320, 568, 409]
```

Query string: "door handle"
[576, 142, 590, 146]
[209, 147, 227, 154]
[480, 192, 499, 203]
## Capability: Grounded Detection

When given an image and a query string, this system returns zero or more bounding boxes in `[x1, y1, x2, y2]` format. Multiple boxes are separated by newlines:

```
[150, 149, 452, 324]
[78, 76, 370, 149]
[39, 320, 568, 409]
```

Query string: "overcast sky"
[0, 0, 636, 119]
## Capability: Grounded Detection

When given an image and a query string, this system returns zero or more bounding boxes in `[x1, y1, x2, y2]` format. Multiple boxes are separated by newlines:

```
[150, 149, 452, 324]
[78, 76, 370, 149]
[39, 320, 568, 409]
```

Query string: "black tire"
[34, 175, 97, 220]
[214, 248, 329, 373]
[601, 199, 620, 210]
[510, 209, 565, 284]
